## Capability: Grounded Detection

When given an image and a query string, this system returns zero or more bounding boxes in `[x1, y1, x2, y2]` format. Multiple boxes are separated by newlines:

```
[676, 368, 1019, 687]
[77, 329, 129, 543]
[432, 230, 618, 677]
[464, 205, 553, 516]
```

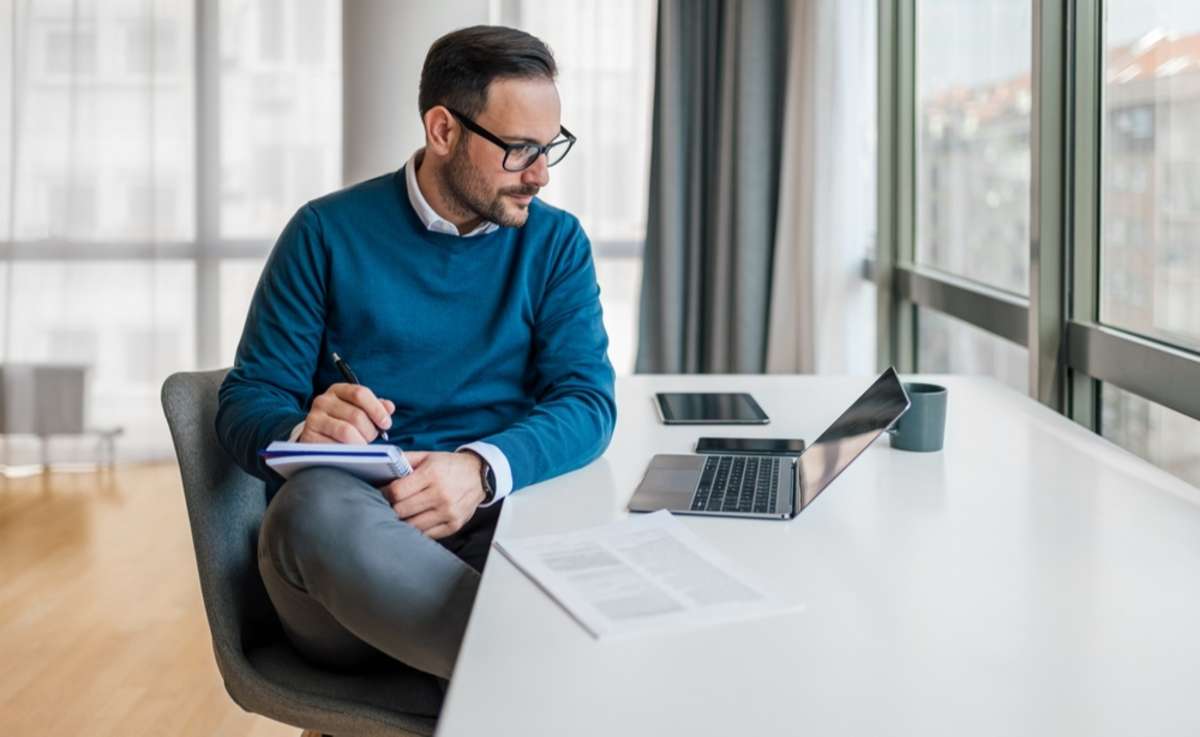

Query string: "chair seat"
[244, 639, 443, 736]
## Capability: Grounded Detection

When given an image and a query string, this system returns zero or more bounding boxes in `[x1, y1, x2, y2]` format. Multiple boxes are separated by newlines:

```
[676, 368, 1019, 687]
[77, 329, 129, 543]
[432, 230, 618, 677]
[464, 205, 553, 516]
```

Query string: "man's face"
[439, 77, 562, 228]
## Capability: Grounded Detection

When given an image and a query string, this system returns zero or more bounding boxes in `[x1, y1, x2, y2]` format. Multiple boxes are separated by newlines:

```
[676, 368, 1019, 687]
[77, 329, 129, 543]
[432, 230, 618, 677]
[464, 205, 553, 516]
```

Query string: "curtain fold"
[765, 0, 819, 373]
[637, 0, 877, 376]
[766, 0, 877, 374]
[635, 0, 788, 374]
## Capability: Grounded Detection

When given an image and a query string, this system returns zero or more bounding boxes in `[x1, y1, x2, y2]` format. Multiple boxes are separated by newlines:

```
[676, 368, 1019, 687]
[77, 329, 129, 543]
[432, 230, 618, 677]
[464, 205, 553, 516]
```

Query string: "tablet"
[653, 392, 770, 425]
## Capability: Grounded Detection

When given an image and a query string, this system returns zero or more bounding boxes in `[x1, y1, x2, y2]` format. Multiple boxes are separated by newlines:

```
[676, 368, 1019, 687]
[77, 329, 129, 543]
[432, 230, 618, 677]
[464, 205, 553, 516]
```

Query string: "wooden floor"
[0, 464, 297, 737]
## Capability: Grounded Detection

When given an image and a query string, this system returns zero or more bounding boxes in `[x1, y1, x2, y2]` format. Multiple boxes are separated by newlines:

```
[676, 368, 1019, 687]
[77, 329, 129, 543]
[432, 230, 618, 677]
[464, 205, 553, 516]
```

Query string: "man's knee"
[259, 468, 382, 584]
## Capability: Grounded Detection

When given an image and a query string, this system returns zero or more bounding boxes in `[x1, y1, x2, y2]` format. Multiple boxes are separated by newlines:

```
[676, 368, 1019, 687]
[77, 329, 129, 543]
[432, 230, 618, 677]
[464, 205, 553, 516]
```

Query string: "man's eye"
[512, 144, 541, 164]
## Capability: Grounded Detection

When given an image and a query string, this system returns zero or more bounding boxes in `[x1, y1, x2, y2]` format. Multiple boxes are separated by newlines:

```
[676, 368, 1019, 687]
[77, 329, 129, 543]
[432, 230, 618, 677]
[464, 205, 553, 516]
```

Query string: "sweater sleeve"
[479, 218, 617, 492]
[215, 204, 326, 482]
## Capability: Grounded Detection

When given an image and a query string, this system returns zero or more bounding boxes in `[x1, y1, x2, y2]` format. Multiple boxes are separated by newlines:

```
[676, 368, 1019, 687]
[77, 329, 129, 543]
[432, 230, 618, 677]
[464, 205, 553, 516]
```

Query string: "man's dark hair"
[419, 25, 557, 119]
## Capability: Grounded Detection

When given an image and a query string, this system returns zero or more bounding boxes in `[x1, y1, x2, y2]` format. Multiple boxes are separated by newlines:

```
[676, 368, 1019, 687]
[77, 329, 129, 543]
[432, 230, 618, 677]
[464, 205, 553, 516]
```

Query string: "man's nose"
[522, 154, 550, 188]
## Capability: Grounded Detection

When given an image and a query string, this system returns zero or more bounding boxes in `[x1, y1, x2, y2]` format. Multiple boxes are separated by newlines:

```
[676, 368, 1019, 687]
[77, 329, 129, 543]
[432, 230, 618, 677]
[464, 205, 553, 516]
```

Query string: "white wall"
[341, 0, 491, 185]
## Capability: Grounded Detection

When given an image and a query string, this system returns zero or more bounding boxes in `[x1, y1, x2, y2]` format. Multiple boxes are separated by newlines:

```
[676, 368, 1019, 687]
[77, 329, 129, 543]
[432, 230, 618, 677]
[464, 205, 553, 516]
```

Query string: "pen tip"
[332, 352, 342, 362]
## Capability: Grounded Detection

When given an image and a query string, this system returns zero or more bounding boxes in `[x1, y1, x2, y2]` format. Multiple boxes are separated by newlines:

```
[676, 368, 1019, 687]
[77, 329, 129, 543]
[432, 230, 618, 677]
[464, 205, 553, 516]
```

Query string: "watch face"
[481, 464, 495, 499]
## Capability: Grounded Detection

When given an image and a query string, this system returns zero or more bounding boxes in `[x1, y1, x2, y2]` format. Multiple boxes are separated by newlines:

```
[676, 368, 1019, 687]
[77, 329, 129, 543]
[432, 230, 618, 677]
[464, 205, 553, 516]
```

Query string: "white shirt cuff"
[458, 441, 513, 507]
[288, 421, 305, 442]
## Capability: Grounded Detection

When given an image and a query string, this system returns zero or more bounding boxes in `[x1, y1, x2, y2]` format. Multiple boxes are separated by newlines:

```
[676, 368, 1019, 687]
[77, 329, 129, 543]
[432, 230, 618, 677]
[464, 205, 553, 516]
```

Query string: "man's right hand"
[298, 383, 395, 444]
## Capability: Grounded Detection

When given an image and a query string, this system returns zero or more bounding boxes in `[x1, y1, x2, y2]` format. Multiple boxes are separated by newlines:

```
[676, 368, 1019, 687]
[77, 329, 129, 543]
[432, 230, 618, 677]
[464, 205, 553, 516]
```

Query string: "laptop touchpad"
[644, 469, 698, 492]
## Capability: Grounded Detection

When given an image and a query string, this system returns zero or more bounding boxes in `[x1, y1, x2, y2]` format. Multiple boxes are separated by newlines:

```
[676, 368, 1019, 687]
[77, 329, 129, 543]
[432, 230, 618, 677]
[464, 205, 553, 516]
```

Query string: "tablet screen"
[655, 393, 769, 424]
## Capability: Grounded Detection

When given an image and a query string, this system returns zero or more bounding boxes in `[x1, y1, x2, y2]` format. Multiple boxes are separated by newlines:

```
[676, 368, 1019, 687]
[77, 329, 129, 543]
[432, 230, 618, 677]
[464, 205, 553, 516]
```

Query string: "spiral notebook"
[259, 441, 413, 484]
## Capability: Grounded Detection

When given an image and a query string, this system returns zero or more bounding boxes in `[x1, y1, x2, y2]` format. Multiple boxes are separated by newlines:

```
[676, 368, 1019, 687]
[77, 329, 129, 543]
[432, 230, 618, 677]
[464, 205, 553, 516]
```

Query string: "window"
[1102, 383, 1200, 488]
[916, 307, 1028, 393]
[44, 27, 97, 77]
[125, 20, 181, 76]
[2, 260, 196, 392]
[1101, 4, 1200, 355]
[505, 0, 657, 375]
[218, 258, 267, 367]
[916, 0, 1031, 296]
[0, 1, 339, 463]
[218, 0, 341, 240]
[16, 5, 195, 243]
[880, 2, 1200, 490]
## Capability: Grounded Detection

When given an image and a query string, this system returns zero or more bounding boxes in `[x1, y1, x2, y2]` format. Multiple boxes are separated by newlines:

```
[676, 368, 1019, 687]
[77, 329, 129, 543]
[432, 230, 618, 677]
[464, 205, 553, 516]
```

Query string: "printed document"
[492, 510, 801, 639]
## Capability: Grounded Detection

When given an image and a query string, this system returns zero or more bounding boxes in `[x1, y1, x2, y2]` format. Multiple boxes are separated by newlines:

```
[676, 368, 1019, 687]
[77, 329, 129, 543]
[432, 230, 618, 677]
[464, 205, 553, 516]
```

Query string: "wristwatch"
[467, 451, 496, 504]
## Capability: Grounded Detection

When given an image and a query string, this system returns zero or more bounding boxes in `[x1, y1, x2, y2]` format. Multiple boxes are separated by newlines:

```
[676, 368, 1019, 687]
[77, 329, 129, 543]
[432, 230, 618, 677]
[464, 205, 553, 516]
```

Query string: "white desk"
[436, 375, 1200, 737]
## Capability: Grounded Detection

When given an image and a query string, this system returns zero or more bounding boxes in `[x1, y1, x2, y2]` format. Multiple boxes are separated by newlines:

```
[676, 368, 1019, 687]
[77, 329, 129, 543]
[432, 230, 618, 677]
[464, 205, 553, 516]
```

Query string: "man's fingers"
[305, 414, 369, 445]
[322, 400, 379, 442]
[405, 451, 430, 467]
[383, 467, 430, 504]
[329, 383, 393, 430]
[297, 426, 340, 444]
[403, 507, 449, 533]
[392, 487, 440, 520]
[381, 399, 396, 414]
[423, 523, 456, 540]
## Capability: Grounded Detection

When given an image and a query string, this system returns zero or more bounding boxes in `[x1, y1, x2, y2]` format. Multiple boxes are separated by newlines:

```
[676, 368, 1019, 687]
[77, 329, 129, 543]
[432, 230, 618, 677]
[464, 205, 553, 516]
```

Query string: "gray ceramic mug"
[889, 382, 948, 452]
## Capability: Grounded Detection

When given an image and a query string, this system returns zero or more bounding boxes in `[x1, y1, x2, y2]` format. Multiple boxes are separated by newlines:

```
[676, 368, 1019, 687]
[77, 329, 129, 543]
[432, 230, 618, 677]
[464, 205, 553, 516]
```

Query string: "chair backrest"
[161, 369, 278, 685]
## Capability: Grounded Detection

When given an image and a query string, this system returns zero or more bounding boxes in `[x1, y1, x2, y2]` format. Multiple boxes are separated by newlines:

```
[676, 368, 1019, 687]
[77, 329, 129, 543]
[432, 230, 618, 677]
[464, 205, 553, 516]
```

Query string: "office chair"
[161, 369, 442, 737]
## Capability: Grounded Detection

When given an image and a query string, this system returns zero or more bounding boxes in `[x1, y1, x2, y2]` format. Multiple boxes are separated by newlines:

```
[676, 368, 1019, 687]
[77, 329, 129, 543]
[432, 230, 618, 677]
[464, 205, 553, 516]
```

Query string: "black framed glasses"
[446, 107, 576, 172]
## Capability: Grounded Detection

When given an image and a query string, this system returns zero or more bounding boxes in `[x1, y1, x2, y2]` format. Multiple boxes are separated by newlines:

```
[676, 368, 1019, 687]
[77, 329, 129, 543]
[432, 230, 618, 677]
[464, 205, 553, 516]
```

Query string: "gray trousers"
[257, 467, 500, 680]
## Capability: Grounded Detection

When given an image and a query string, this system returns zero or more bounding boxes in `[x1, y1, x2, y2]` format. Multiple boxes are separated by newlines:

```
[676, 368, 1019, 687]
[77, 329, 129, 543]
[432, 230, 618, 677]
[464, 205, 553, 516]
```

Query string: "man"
[215, 25, 616, 691]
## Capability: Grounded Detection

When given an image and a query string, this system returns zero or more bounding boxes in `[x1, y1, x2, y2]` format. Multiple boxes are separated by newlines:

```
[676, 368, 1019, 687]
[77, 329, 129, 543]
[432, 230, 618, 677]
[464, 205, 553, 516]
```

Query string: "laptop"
[628, 367, 911, 520]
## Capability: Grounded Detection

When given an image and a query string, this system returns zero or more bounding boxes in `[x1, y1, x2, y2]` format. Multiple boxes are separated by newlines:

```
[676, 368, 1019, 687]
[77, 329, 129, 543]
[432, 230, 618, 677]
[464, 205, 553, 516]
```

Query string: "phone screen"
[695, 437, 806, 455]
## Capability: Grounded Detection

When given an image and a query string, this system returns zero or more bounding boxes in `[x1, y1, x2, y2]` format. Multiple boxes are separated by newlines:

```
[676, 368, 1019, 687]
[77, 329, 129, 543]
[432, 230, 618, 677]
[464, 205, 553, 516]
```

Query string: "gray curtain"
[635, 0, 789, 374]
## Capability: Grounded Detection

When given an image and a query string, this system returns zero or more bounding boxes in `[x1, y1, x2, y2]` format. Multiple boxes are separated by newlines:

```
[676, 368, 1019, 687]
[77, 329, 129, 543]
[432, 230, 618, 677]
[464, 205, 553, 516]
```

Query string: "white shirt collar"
[404, 149, 500, 237]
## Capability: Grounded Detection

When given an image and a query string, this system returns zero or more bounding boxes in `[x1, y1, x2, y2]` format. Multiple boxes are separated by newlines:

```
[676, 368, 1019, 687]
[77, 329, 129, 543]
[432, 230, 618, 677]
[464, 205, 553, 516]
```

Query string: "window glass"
[509, 0, 656, 374]
[916, 306, 1028, 393]
[1102, 382, 1200, 488]
[8, 0, 195, 243]
[916, 0, 1031, 295]
[219, 0, 341, 239]
[4, 260, 196, 461]
[1101, 3, 1200, 353]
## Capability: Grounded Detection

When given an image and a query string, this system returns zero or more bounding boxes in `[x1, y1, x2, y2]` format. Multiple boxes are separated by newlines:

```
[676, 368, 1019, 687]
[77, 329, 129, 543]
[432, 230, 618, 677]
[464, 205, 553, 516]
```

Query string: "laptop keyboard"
[690, 455, 781, 515]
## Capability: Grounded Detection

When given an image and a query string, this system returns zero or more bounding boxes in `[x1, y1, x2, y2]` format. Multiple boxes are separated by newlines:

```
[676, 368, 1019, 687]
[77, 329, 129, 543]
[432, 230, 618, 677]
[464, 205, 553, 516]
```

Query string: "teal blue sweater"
[216, 169, 616, 498]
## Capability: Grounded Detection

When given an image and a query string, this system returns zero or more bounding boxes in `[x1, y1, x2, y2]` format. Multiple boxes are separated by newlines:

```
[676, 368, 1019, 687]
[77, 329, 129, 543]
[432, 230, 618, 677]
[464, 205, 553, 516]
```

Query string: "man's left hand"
[381, 451, 486, 539]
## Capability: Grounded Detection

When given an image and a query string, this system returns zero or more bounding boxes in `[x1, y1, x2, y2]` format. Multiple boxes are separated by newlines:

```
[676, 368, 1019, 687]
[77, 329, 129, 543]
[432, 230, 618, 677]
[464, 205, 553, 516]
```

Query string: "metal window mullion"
[875, 0, 897, 369]
[896, 1, 916, 371]
[895, 266, 1030, 347]
[1068, 321, 1200, 422]
[195, 0, 221, 369]
[1066, 2, 1200, 428]
[876, 0, 915, 373]
[1029, 0, 1069, 409]
[1067, 0, 1103, 430]
[0, 239, 271, 260]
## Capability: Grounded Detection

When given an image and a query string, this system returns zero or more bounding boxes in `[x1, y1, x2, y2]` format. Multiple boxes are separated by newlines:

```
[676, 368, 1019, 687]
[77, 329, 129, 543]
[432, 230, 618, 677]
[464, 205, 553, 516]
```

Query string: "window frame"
[876, 0, 1200, 432]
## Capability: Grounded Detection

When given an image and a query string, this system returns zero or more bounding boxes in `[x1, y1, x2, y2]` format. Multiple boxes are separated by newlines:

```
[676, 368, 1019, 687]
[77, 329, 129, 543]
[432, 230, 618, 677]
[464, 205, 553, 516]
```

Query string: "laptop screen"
[797, 367, 911, 510]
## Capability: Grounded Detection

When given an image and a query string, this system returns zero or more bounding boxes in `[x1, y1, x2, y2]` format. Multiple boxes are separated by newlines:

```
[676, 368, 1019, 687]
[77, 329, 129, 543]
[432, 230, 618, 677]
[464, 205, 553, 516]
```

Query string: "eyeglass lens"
[504, 139, 572, 171]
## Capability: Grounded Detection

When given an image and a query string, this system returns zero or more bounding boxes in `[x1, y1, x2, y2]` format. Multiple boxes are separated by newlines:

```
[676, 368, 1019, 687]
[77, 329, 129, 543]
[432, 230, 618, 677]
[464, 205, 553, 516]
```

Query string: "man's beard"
[439, 142, 539, 229]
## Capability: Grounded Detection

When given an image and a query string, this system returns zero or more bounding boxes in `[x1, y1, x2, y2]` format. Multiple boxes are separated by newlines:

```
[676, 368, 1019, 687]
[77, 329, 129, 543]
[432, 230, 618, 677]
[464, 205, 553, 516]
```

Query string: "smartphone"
[694, 436, 806, 456]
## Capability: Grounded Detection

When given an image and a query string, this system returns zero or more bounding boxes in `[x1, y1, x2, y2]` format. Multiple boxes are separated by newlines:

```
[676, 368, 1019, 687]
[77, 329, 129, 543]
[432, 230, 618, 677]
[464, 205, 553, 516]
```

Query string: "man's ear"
[423, 106, 458, 157]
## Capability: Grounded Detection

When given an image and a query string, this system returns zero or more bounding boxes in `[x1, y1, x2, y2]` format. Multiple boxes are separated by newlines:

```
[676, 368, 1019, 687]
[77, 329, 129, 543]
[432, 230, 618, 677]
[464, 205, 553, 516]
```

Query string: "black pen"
[331, 352, 389, 441]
